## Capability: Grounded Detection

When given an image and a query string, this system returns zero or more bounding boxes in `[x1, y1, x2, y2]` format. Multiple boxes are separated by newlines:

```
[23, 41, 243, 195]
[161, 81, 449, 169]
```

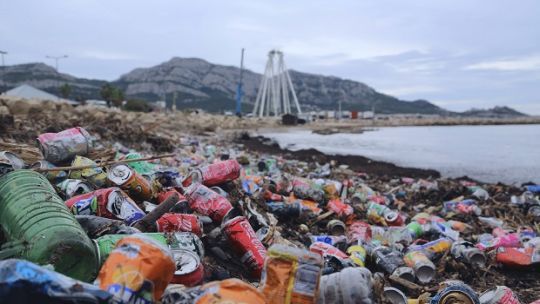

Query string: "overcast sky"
[1, 0, 539, 113]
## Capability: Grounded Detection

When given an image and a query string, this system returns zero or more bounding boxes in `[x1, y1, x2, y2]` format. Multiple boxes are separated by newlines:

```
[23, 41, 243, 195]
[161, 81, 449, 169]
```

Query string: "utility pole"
[0, 50, 6, 94]
[46, 54, 68, 72]
[235, 48, 245, 116]
[46, 55, 68, 99]
[338, 99, 342, 121]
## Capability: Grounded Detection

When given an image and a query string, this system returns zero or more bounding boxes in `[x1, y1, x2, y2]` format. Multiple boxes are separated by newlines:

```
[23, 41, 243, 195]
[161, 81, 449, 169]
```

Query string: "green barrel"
[0, 170, 98, 282]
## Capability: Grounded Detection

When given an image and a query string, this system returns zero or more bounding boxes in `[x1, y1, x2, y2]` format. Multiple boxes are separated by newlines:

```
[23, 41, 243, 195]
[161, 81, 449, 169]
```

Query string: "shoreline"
[236, 133, 443, 180]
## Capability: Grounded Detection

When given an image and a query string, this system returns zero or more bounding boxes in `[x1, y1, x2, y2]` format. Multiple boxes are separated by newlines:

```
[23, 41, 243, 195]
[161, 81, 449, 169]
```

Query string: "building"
[4, 84, 78, 105]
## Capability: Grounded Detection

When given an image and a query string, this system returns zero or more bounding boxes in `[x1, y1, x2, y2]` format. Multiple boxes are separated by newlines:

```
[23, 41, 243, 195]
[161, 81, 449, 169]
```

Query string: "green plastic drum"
[0, 170, 98, 282]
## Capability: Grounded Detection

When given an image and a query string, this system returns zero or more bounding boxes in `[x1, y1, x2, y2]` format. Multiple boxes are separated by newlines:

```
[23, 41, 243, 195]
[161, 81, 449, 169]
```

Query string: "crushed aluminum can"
[184, 183, 233, 223]
[430, 280, 480, 304]
[0, 151, 25, 170]
[370, 246, 404, 275]
[451, 240, 486, 267]
[221, 215, 267, 278]
[65, 187, 145, 225]
[170, 249, 204, 287]
[157, 213, 203, 237]
[37, 127, 93, 164]
[157, 188, 186, 206]
[309, 241, 349, 260]
[327, 198, 353, 217]
[479, 286, 521, 304]
[408, 238, 453, 259]
[31, 160, 67, 183]
[383, 287, 407, 304]
[495, 246, 539, 267]
[367, 201, 404, 226]
[392, 266, 416, 282]
[199, 159, 241, 186]
[347, 245, 367, 267]
[403, 250, 436, 283]
[347, 221, 373, 244]
[68, 156, 107, 187]
[168, 232, 205, 259]
[107, 163, 153, 202]
[56, 179, 94, 198]
[310, 235, 347, 246]
[291, 177, 325, 202]
[326, 219, 347, 235]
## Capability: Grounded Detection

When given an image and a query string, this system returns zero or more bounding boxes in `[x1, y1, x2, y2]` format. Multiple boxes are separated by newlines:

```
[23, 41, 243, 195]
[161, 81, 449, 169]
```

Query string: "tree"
[111, 87, 124, 107]
[59, 83, 72, 99]
[100, 84, 113, 107]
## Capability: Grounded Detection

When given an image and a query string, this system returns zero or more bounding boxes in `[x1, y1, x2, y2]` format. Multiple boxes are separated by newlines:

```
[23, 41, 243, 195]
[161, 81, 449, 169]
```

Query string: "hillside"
[0, 63, 106, 100]
[1, 58, 447, 114]
[461, 106, 527, 118]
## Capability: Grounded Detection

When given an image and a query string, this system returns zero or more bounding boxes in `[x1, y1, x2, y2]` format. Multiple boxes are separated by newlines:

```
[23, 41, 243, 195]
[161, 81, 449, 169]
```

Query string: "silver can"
[37, 127, 93, 164]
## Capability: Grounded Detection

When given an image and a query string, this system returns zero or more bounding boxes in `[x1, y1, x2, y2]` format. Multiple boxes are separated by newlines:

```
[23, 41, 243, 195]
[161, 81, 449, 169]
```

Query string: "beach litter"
[0, 115, 540, 303]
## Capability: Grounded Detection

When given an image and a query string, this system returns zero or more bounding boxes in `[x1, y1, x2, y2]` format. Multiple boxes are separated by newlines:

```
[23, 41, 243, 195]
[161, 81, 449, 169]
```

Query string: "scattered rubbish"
[0, 124, 537, 303]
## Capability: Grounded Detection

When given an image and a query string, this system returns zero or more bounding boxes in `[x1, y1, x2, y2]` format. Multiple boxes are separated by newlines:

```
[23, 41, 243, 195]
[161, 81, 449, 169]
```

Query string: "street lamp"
[45, 54, 68, 72]
[45, 55, 68, 99]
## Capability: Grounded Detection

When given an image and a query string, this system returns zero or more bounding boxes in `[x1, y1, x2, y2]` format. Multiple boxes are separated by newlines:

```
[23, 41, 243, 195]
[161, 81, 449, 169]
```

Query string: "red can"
[170, 249, 205, 286]
[185, 183, 233, 223]
[347, 221, 372, 244]
[37, 127, 93, 164]
[107, 163, 153, 202]
[327, 198, 353, 217]
[479, 286, 521, 304]
[157, 189, 186, 205]
[199, 159, 241, 186]
[65, 187, 145, 225]
[222, 216, 267, 278]
[309, 241, 349, 259]
[157, 213, 203, 236]
[264, 190, 283, 202]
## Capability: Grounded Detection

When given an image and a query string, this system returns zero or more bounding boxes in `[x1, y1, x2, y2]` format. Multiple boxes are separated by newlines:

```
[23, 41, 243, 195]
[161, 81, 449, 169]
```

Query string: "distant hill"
[115, 57, 448, 114]
[0, 57, 448, 114]
[0, 63, 106, 101]
[461, 106, 527, 118]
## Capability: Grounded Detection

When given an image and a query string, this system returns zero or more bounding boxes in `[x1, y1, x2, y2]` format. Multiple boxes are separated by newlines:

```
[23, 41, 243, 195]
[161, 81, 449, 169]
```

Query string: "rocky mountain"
[461, 106, 527, 118]
[1, 58, 447, 114]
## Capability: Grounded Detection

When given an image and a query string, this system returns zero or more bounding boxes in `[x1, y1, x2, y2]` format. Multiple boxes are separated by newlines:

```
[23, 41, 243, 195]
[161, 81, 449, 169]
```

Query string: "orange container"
[196, 278, 266, 304]
[260, 244, 323, 304]
[97, 234, 175, 303]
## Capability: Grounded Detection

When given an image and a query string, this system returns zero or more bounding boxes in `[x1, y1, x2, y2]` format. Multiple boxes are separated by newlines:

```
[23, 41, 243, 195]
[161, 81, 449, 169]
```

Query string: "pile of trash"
[0, 96, 276, 151]
[0, 125, 539, 303]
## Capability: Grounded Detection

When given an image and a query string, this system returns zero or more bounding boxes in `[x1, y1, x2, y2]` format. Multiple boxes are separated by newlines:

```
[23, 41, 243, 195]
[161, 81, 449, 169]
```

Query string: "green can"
[406, 221, 424, 239]
[0, 170, 98, 282]
[94, 232, 204, 265]
[94, 233, 168, 265]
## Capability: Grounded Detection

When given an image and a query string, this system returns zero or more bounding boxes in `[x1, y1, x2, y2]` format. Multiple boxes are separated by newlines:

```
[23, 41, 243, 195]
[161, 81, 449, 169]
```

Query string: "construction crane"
[235, 48, 245, 116]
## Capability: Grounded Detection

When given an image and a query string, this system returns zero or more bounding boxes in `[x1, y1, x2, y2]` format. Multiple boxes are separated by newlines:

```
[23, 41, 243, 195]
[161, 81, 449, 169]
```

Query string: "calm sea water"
[263, 124, 540, 185]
